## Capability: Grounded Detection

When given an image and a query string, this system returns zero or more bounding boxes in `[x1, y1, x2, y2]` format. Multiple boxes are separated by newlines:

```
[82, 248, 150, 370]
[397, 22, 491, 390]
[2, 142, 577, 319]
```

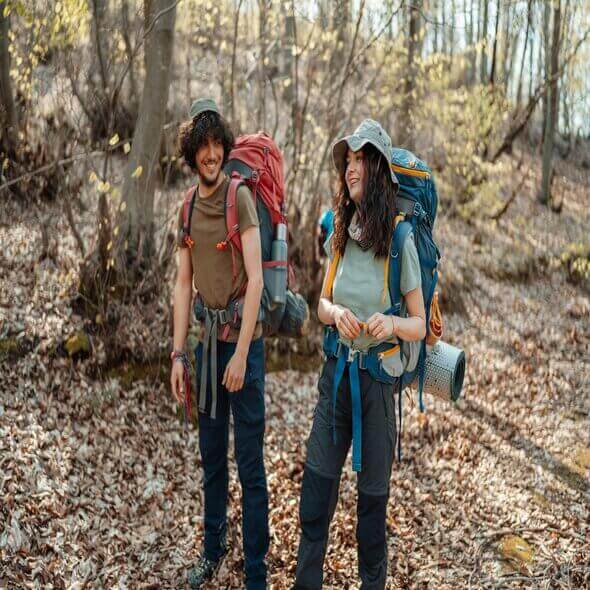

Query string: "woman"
[293, 119, 426, 590]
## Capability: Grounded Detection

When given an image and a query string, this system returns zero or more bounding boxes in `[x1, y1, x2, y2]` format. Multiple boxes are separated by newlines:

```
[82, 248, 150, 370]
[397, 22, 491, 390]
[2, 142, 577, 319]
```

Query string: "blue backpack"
[388, 148, 442, 413]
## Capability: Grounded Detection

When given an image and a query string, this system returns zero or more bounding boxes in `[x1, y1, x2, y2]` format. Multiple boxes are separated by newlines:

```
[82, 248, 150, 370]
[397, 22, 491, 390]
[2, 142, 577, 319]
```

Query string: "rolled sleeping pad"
[410, 340, 465, 402]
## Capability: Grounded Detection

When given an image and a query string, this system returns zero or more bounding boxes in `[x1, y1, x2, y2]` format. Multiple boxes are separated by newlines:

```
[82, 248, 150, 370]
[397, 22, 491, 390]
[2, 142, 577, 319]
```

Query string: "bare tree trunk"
[516, 0, 533, 108]
[528, 5, 535, 103]
[480, 0, 489, 83]
[501, 0, 512, 89]
[117, 0, 177, 271]
[91, 0, 110, 90]
[441, 0, 447, 55]
[329, 0, 350, 74]
[467, 0, 476, 84]
[539, 0, 561, 206]
[540, 0, 551, 145]
[0, 3, 18, 154]
[449, 0, 456, 70]
[489, 0, 501, 86]
[433, 0, 439, 52]
[256, 0, 270, 130]
[400, 0, 420, 150]
[121, 0, 138, 106]
[229, 0, 244, 128]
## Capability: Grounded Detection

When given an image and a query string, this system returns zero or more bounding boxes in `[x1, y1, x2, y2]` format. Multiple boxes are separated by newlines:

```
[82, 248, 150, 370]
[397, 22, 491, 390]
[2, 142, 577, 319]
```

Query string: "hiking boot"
[186, 554, 223, 589]
[187, 534, 228, 589]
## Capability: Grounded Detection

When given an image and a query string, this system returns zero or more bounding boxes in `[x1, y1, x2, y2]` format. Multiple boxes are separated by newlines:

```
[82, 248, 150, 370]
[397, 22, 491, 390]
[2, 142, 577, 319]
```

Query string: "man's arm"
[170, 247, 193, 402]
[222, 224, 263, 392]
[173, 247, 193, 350]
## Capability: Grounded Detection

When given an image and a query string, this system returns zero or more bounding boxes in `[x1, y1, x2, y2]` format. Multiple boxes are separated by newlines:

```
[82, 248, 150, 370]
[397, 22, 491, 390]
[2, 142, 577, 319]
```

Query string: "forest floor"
[0, 147, 589, 589]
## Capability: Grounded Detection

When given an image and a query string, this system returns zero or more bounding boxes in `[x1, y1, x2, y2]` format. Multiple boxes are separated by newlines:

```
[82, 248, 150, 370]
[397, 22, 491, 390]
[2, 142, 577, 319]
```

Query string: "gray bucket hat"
[331, 118, 398, 187]
[189, 97, 220, 120]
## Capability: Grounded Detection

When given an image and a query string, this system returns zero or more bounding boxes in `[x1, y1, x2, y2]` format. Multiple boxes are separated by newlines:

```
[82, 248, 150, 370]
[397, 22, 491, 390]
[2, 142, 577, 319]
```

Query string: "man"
[170, 98, 269, 589]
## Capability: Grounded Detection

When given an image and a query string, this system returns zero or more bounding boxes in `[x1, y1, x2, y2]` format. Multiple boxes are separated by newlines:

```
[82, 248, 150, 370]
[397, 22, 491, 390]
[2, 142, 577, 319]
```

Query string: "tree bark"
[539, 0, 561, 206]
[489, 0, 501, 86]
[540, 0, 551, 145]
[121, 0, 138, 105]
[449, 0, 456, 70]
[480, 0, 489, 83]
[0, 2, 18, 154]
[528, 5, 535, 103]
[92, 0, 109, 85]
[117, 0, 177, 271]
[501, 0, 512, 89]
[516, 0, 533, 108]
[400, 0, 420, 150]
[229, 0, 244, 128]
[329, 0, 350, 74]
[256, 0, 270, 130]
[467, 0, 476, 84]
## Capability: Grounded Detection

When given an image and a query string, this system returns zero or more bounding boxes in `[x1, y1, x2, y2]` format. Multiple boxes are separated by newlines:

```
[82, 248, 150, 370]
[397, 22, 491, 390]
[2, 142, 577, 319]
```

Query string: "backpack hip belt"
[197, 307, 230, 420]
[322, 326, 403, 472]
[194, 297, 265, 419]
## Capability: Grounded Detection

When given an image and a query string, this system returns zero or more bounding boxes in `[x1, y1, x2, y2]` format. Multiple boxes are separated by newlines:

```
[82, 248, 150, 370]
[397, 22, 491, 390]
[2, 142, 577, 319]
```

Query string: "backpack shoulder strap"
[223, 174, 245, 254]
[386, 218, 413, 316]
[321, 250, 341, 299]
[182, 186, 197, 248]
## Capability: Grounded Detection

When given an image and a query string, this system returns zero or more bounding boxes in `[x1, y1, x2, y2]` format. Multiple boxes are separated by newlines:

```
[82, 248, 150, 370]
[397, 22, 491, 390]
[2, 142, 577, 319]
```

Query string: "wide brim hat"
[331, 118, 398, 188]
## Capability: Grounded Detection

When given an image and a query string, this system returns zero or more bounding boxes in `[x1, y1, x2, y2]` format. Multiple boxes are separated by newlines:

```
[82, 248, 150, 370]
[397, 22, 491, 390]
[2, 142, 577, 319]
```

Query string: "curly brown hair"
[177, 111, 235, 171]
[331, 143, 398, 258]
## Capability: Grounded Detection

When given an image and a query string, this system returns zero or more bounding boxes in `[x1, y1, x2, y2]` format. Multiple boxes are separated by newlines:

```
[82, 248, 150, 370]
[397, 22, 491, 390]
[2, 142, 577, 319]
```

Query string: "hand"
[366, 313, 396, 340]
[223, 350, 247, 393]
[333, 305, 362, 340]
[170, 361, 186, 404]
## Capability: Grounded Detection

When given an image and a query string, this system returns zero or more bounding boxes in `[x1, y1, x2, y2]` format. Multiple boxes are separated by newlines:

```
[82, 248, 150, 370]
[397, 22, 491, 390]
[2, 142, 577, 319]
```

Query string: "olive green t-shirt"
[176, 174, 262, 341]
[328, 231, 422, 376]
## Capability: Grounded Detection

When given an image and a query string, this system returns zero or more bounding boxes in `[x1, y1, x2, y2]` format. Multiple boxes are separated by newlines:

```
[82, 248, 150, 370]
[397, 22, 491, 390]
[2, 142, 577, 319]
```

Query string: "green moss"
[107, 361, 169, 390]
[65, 331, 91, 357]
[561, 242, 590, 291]
[0, 337, 20, 361]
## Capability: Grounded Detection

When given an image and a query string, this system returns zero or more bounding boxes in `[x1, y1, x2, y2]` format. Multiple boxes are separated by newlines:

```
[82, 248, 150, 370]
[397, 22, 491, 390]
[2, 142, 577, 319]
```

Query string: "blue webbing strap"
[330, 345, 363, 473]
[331, 351, 347, 445]
[349, 355, 362, 472]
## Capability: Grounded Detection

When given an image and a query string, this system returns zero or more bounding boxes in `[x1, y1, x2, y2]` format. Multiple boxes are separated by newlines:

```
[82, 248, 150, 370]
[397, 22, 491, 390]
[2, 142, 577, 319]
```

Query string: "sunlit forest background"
[1, 0, 589, 588]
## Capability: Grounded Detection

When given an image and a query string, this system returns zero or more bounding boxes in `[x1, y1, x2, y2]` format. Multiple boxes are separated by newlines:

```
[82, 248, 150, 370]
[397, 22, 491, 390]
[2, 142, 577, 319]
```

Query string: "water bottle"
[268, 223, 288, 305]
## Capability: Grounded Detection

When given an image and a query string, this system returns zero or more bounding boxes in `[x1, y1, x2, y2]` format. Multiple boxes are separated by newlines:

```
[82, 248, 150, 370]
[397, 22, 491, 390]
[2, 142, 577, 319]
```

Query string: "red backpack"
[180, 133, 307, 337]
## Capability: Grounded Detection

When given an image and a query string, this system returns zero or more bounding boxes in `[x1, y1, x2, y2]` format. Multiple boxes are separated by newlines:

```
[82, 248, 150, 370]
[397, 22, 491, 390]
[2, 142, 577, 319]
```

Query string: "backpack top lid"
[390, 147, 438, 228]
[224, 132, 285, 225]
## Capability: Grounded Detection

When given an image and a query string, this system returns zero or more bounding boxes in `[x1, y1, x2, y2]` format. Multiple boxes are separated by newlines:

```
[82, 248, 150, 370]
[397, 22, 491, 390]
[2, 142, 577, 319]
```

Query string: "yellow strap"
[321, 251, 341, 299]
[381, 256, 389, 304]
[378, 344, 401, 359]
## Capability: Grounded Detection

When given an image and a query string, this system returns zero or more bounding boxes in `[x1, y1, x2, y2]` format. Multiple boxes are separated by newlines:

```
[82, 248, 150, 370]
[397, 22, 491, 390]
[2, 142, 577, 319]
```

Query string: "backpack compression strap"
[215, 175, 244, 285]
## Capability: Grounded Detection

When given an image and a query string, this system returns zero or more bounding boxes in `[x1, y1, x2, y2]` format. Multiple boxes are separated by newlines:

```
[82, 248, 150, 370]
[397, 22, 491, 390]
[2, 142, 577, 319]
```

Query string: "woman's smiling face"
[345, 147, 365, 203]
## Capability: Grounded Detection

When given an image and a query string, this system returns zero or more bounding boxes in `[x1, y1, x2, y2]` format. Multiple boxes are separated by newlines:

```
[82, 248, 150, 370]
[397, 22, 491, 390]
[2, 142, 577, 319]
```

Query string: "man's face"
[345, 148, 365, 203]
[195, 135, 224, 187]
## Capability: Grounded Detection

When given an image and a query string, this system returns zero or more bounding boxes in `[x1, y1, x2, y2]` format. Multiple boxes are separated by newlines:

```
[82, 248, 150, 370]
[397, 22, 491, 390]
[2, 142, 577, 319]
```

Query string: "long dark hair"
[332, 143, 397, 258]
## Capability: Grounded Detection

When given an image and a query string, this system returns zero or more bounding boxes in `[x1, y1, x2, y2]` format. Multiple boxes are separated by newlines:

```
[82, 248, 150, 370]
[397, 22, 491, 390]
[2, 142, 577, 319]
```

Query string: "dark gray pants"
[294, 357, 398, 590]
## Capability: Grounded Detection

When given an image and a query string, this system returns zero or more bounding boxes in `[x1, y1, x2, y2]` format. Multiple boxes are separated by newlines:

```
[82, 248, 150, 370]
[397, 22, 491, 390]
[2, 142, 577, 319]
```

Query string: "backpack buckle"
[218, 309, 229, 324]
